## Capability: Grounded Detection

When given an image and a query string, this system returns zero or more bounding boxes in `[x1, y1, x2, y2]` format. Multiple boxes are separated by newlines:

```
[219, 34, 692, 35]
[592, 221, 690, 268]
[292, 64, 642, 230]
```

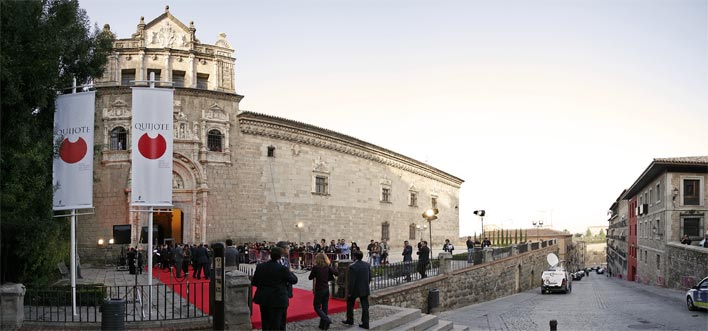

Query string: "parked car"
[571, 271, 584, 281]
[686, 276, 708, 311]
[596, 267, 605, 275]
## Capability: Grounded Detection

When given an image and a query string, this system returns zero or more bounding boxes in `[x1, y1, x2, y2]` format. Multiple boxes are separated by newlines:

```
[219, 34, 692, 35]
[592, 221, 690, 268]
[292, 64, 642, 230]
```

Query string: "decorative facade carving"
[313, 157, 330, 174]
[199, 103, 231, 165]
[101, 99, 132, 164]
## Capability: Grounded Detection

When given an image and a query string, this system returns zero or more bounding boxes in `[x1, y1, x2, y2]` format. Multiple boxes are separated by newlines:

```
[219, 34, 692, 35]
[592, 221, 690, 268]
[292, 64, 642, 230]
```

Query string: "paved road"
[439, 272, 708, 331]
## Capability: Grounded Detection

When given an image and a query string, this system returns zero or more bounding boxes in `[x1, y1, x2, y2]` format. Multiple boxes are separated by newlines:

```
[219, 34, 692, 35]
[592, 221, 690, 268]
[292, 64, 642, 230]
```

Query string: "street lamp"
[295, 222, 304, 244]
[422, 208, 439, 260]
[474, 210, 486, 236]
[532, 220, 544, 241]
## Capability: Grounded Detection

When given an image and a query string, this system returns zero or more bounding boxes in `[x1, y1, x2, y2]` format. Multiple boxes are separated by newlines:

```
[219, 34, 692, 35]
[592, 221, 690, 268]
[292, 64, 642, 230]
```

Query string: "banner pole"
[148, 206, 153, 286]
[70, 209, 77, 316]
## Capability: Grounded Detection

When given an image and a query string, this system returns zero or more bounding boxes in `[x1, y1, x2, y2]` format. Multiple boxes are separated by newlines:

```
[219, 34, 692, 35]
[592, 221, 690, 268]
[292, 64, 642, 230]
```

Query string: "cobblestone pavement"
[438, 272, 708, 331]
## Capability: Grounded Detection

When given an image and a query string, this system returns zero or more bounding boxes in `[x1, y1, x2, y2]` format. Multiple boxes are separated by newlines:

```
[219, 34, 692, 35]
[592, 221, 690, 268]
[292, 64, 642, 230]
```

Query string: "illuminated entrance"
[154, 208, 184, 244]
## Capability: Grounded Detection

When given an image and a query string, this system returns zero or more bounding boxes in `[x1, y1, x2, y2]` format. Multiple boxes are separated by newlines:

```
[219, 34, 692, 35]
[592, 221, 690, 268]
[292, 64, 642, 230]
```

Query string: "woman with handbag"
[309, 252, 339, 330]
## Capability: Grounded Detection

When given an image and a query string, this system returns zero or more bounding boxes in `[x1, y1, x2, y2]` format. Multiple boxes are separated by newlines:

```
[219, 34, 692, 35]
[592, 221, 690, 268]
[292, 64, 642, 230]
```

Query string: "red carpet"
[250, 287, 351, 330]
[150, 266, 211, 313]
[150, 266, 352, 329]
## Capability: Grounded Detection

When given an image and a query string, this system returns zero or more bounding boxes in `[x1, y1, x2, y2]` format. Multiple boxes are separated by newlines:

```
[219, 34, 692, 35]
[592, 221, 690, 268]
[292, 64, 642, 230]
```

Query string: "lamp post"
[295, 222, 304, 244]
[474, 210, 486, 237]
[532, 220, 544, 241]
[422, 208, 438, 260]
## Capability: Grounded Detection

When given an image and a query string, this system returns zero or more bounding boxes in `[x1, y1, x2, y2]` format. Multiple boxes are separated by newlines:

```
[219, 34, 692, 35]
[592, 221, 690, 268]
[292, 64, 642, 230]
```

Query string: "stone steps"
[348, 305, 467, 331]
[389, 313, 438, 331]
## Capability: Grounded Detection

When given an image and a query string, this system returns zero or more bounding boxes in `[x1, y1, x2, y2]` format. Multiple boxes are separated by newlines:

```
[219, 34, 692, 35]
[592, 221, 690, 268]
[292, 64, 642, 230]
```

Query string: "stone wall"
[665, 242, 708, 290]
[370, 244, 558, 312]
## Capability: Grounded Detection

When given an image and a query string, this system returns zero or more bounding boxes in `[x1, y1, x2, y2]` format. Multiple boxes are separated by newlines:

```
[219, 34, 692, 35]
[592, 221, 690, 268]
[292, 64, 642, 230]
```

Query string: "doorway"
[153, 208, 184, 244]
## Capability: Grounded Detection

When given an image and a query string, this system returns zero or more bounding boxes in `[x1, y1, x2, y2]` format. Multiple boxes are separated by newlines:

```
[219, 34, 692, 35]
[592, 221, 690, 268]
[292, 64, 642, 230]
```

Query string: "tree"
[585, 229, 592, 238]
[1, 0, 112, 284]
[599, 229, 605, 237]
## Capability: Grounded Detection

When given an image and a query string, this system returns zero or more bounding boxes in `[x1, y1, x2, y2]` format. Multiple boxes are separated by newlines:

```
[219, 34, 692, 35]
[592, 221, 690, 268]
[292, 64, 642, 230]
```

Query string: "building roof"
[237, 111, 465, 186]
[621, 156, 708, 199]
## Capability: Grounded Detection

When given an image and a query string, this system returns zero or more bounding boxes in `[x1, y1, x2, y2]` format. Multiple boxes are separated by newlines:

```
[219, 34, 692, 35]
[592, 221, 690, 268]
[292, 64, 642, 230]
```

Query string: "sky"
[80, 0, 708, 235]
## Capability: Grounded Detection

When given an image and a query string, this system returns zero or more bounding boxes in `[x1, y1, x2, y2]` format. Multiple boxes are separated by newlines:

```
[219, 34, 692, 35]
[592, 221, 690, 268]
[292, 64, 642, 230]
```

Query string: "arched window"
[110, 127, 127, 150]
[207, 129, 223, 152]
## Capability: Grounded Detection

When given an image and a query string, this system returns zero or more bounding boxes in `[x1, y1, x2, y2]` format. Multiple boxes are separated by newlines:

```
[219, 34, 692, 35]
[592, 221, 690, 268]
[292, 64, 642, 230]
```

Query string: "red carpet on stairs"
[150, 266, 351, 329]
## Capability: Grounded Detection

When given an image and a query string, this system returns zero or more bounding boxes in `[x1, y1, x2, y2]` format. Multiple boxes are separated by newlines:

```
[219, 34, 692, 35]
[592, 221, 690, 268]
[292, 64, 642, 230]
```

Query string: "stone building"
[79, 8, 463, 261]
[613, 156, 708, 288]
[606, 190, 628, 278]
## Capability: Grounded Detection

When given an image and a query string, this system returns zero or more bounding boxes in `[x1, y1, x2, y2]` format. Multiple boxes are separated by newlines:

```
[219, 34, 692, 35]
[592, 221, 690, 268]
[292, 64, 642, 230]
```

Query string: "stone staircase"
[346, 305, 468, 331]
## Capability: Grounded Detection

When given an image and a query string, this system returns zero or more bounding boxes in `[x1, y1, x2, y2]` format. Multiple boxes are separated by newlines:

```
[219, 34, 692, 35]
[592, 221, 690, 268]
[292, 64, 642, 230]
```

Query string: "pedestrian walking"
[309, 252, 339, 330]
[343, 250, 372, 329]
[466, 236, 474, 263]
[402, 240, 413, 281]
[417, 241, 430, 278]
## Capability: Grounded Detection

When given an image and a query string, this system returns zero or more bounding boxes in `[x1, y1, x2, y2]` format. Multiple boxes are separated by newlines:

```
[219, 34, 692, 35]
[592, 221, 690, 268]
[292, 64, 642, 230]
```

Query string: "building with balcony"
[606, 190, 628, 278]
[614, 156, 708, 288]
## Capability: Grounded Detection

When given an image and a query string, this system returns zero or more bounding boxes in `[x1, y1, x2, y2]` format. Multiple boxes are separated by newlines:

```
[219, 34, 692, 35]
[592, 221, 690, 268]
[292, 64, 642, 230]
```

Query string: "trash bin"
[101, 298, 125, 330]
[427, 288, 440, 313]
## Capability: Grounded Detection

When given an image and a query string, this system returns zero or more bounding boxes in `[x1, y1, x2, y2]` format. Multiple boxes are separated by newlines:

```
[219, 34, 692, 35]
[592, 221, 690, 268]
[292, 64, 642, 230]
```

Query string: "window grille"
[207, 129, 223, 152]
[110, 127, 127, 150]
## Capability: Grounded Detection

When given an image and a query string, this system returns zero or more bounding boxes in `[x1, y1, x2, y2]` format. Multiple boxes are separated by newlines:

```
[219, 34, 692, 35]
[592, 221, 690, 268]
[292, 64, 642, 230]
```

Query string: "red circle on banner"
[138, 133, 167, 159]
[59, 137, 87, 164]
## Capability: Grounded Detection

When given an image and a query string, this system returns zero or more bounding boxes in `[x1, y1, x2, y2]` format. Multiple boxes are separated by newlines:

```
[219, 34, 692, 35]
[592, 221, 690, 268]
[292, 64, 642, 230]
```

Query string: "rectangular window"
[431, 197, 437, 209]
[409, 192, 417, 207]
[644, 251, 647, 263]
[381, 222, 390, 241]
[197, 73, 209, 89]
[656, 183, 661, 202]
[655, 219, 660, 239]
[121, 69, 135, 86]
[684, 179, 700, 205]
[656, 254, 660, 270]
[172, 70, 185, 87]
[409, 224, 416, 240]
[682, 217, 701, 237]
[649, 189, 653, 205]
[267, 146, 275, 157]
[147, 69, 161, 82]
[381, 187, 391, 203]
[315, 176, 328, 195]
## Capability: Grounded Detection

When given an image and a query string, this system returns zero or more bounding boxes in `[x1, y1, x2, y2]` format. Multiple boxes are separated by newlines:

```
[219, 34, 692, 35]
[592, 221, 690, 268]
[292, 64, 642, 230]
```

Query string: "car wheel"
[541, 288, 545, 294]
[687, 296, 697, 311]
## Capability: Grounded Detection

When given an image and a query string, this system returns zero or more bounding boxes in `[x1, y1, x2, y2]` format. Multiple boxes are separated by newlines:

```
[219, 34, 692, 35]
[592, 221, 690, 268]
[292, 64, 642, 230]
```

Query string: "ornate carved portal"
[128, 154, 208, 245]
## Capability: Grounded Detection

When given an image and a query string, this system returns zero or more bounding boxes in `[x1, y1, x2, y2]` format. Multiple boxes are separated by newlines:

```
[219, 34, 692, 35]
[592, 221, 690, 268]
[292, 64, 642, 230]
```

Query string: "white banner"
[131, 88, 173, 207]
[53, 92, 95, 211]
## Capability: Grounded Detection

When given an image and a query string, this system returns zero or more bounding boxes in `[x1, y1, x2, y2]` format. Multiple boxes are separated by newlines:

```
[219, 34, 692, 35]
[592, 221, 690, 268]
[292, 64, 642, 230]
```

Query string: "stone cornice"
[96, 86, 243, 103]
[238, 112, 464, 188]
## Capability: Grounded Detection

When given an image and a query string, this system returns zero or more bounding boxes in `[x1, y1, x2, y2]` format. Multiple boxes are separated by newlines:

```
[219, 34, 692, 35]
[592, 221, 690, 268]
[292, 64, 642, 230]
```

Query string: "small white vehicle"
[541, 253, 572, 294]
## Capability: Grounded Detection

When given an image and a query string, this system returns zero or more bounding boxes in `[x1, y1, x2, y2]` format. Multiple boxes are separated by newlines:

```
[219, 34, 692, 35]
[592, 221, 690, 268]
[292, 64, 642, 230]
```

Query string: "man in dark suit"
[252, 247, 298, 331]
[225, 239, 238, 267]
[402, 240, 413, 281]
[343, 250, 372, 329]
[276, 241, 296, 330]
[417, 241, 430, 278]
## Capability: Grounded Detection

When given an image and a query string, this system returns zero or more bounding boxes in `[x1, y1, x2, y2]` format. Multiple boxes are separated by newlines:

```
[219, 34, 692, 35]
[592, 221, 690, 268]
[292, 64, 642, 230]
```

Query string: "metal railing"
[370, 260, 440, 291]
[24, 282, 209, 323]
